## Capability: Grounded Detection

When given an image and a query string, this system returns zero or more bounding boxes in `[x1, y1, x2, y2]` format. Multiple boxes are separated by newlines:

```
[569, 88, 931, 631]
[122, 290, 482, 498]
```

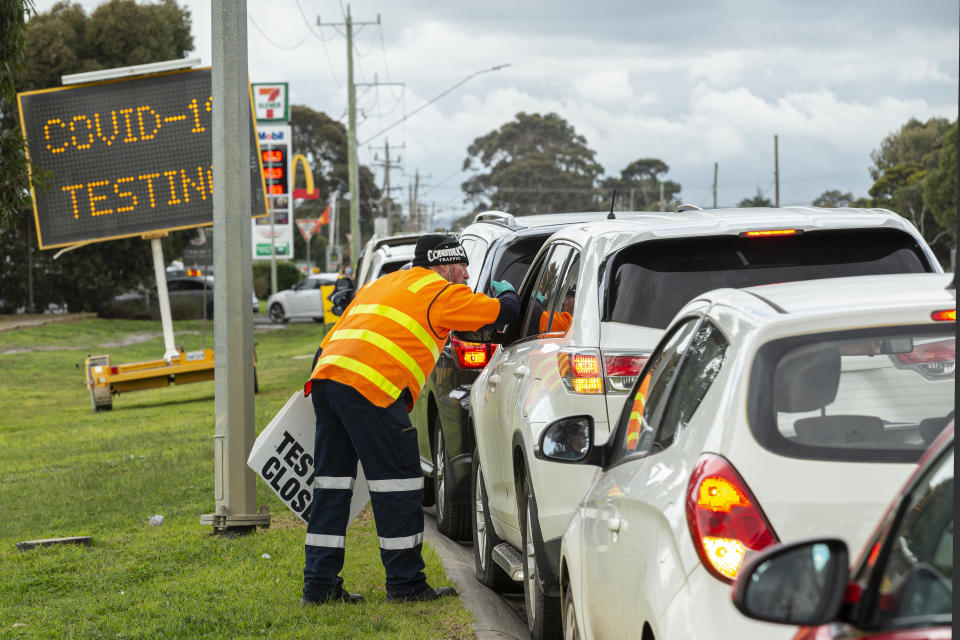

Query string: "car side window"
[458, 235, 488, 291]
[869, 447, 953, 626]
[521, 244, 572, 339]
[541, 252, 579, 335]
[654, 320, 728, 451]
[617, 319, 699, 460]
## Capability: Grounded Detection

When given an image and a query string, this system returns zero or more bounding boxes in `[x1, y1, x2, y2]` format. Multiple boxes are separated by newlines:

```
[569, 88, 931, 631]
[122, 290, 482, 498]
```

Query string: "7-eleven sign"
[252, 82, 289, 122]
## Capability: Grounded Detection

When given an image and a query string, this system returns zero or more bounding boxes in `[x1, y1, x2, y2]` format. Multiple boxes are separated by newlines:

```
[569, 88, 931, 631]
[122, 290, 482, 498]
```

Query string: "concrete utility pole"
[774, 134, 780, 207]
[409, 169, 420, 232]
[713, 162, 718, 208]
[200, 0, 269, 534]
[317, 5, 380, 266]
[370, 139, 404, 234]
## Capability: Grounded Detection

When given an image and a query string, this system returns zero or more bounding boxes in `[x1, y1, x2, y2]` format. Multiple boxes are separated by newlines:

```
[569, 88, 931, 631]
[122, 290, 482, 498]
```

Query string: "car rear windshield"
[748, 325, 954, 463]
[488, 234, 551, 291]
[603, 229, 930, 329]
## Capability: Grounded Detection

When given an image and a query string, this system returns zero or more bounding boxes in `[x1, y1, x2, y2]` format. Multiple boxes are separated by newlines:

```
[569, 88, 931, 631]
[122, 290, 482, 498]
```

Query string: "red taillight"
[740, 229, 801, 237]
[451, 335, 493, 369]
[686, 454, 778, 583]
[894, 339, 955, 365]
[557, 351, 603, 394]
[931, 309, 956, 322]
[603, 353, 648, 392]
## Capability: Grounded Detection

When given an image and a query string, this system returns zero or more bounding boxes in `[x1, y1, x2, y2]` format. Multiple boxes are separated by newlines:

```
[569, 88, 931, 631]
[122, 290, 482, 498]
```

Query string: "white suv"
[467, 206, 940, 639]
[539, 273, 955, 639]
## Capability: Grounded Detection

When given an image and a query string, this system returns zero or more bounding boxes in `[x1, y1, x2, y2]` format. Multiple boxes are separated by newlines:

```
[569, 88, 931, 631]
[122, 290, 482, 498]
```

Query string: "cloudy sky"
[34, 0, 960, 225]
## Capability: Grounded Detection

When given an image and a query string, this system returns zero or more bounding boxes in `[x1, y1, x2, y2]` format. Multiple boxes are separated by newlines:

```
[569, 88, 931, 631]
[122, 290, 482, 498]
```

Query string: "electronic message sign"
[17, 68, 268, 249]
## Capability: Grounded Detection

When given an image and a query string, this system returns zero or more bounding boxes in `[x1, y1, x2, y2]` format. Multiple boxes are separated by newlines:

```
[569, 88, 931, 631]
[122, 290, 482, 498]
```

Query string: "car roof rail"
[676, 203, 703, 213]
[473, 210, 518, 228]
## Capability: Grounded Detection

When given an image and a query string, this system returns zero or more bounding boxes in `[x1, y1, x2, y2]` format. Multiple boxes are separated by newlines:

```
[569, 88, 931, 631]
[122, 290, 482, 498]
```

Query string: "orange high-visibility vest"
[309, 267, 502, 408]
[539, 310, 573, 334]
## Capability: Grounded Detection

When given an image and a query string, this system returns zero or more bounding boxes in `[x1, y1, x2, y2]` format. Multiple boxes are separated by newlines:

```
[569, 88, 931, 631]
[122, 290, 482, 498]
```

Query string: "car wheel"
[472, 449, 516, 592]
[268, 303, 287, 324]
[521, 477, 562, 640]
[312, 317, 324, 323]
[434, 422, 470, 540]
[563, 585, 580, 640]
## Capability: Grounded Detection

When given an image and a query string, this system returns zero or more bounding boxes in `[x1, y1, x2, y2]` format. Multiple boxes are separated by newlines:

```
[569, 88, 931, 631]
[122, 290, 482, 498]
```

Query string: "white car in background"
[465, 206, 940, 639]
[267, 273, 339, 324]
[537, 273, 955, 640]
[354, 233, 421, 288]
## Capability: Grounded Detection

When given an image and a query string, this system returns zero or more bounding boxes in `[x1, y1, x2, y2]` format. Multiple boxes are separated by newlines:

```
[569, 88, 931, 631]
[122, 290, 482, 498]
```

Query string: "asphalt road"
[422, 507, 530, 640]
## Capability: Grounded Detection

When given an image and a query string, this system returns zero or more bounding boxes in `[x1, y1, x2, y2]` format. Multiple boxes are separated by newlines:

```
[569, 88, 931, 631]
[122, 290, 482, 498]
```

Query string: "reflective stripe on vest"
[347, 304, 441, 360]
[315, 354, 402, 399]
[327, 328, 428, 388]
[407, 271, 444, 293]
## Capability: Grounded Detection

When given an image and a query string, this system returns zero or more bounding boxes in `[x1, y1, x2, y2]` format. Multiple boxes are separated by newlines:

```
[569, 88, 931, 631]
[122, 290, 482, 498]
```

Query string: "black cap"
[412, 234, 469, 268]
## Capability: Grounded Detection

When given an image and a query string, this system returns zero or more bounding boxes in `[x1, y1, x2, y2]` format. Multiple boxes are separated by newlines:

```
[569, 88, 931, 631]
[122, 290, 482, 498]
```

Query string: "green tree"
[0, 0, 195, 313]
[869, 117, 952, 181]
[0, 1, 33, 230]
[289, 104, 381, 268]
[868, 117, 956, 262]
[922, 122, 958, 241]
[812, 189, 855, 208]
[738, 189, 773, 208]
[600, 158, 682, 211]
[461, 112, 604, 216]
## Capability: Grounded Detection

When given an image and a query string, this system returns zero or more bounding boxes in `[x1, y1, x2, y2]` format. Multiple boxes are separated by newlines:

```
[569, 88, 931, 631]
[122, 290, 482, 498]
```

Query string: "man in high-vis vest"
[301, 234, 520, 604]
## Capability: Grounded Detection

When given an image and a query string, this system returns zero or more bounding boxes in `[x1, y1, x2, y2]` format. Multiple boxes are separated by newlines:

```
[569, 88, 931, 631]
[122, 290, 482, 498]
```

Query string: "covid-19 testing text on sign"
[17, 68, 268, 249]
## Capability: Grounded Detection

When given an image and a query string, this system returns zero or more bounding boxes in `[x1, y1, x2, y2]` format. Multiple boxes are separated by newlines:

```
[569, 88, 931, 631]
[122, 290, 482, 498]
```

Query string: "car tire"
[312, 317, 324, 323]
[563, 585, 581, 640]
[268, 303, 287, 324]
[472, 449, 516, 592]
[520, 475, 562, 640]
[434, 422, 470, 541]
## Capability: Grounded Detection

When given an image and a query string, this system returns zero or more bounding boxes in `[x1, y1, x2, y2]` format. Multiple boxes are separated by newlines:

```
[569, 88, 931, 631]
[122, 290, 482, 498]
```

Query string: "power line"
[248, 14, 309, 50]
[360, 63, 510, 145]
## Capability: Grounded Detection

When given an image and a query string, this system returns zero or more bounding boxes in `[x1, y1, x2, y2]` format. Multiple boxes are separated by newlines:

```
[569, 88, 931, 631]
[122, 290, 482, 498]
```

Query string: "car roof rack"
[473, 210, 518, 228]
[676, 203, 703, 213]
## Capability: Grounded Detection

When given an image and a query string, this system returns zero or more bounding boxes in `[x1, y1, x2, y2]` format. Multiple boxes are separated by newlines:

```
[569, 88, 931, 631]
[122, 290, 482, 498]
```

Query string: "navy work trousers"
[302, 379, 428, 601]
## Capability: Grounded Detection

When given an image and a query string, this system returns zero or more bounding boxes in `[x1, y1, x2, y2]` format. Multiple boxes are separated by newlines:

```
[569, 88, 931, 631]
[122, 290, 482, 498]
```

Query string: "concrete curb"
[423, 510, 530, 640]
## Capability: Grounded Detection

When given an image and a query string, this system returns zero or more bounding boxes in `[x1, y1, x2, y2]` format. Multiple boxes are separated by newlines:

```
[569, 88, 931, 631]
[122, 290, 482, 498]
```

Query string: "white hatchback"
[537, 273, 955, 640]
[466, 206, 941, 639]
[266, 273, 339, 324]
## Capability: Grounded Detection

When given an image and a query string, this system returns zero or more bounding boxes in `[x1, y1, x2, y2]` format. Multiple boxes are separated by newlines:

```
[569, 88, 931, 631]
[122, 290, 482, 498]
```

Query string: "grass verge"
[0, 318, 472, 639]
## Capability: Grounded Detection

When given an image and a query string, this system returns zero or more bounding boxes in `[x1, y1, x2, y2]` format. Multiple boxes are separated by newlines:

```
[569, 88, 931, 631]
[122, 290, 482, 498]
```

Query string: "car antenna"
[607, 189, 616, 219]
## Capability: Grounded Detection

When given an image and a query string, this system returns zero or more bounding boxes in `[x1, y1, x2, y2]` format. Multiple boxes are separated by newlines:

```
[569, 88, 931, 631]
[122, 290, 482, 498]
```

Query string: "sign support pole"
[147, 235, 179, 361]
[200, 0, 269, 533]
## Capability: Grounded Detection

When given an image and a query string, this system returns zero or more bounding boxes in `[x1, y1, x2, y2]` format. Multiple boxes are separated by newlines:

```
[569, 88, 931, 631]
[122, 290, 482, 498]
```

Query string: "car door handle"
[512, 365, 529, 379]
[489, 374, 501, 386]
[605, 517, 621, 533]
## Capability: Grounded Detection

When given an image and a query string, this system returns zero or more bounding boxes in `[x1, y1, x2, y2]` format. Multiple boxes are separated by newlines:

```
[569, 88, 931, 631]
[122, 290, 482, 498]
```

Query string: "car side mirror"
[329, 288, 354, 314]
[733, 538, 849, 627]
[334, 276, 354, 291]
[534, 415, 607, 466]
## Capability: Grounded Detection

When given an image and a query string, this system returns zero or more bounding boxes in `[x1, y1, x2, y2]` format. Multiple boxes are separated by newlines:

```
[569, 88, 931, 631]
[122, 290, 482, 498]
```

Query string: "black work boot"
[301, 584, 365, 605]
[386, 584, 458, 603]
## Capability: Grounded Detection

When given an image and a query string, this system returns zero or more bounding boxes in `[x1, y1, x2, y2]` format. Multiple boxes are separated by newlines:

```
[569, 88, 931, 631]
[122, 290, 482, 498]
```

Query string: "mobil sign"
[252, 82, 289, 122]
